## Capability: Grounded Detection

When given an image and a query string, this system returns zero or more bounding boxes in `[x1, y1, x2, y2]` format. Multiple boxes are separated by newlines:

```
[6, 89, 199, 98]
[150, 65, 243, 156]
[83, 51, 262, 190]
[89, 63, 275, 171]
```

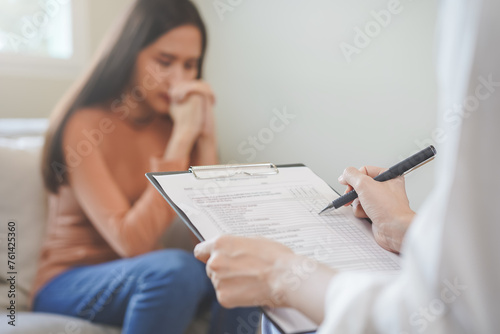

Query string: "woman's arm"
[190, 101, 218, 166]
[169, 80, 219, 166]
[63, 106, 202, 258]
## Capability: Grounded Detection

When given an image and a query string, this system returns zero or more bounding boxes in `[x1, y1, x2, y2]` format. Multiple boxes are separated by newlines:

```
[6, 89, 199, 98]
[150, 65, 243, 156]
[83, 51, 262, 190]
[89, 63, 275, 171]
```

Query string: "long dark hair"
[42, 0, 207, 193]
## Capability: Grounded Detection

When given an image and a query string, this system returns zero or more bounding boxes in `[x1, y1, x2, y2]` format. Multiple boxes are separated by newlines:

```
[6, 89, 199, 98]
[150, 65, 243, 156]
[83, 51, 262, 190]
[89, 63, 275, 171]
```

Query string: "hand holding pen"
[320, 146, 436, 214]
[320, 146, 437, 253]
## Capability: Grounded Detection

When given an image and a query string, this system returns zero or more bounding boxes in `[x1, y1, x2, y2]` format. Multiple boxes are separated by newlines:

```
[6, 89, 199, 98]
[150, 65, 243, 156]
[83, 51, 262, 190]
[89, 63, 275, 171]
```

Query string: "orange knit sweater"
[31, 109, 190, 306]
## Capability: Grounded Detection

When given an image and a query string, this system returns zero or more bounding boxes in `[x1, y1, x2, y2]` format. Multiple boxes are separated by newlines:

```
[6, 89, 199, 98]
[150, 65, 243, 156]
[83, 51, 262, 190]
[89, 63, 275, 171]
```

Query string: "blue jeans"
[33, 249, 260, 334]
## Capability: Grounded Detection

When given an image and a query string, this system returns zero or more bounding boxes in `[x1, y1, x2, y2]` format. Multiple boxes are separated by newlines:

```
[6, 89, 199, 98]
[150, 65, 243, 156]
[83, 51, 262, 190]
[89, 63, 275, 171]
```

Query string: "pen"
[319, 145, 437, 215]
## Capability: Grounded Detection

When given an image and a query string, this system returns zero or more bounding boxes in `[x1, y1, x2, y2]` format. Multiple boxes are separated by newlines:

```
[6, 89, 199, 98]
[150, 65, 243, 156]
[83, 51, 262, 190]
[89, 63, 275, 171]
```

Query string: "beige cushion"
[0, 137, 47, 311]
[0, 312, 121, 334]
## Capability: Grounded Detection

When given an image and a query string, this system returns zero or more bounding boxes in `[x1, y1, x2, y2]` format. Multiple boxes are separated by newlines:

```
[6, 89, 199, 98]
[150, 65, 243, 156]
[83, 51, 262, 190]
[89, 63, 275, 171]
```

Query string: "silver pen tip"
[318, 207, 329, 215]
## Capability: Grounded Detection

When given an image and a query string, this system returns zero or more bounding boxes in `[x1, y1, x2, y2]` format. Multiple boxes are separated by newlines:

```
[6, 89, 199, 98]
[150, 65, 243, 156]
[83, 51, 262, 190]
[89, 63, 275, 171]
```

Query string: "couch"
[0, 119, 209, 333]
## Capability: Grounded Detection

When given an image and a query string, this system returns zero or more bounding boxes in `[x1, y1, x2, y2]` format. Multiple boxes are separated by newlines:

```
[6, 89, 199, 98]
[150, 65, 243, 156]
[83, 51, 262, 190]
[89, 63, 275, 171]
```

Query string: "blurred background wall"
[0, 0, 133, 119]
[0, 0, 438, 209]
[193, 0, 439, 209]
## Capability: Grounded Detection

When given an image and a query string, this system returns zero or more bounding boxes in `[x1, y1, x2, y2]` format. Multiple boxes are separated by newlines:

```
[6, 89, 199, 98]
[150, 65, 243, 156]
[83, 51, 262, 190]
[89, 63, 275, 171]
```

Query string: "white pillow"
[0, 138, 47, 310]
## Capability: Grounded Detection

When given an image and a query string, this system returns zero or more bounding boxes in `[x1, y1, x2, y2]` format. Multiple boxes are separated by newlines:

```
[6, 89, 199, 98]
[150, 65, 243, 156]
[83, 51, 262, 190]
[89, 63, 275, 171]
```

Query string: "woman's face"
[130, 24, 202, 114]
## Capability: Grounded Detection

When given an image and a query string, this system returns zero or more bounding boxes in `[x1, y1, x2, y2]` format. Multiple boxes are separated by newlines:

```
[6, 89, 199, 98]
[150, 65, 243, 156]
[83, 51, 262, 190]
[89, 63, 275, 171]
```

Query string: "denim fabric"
[34, 249, 259, 334]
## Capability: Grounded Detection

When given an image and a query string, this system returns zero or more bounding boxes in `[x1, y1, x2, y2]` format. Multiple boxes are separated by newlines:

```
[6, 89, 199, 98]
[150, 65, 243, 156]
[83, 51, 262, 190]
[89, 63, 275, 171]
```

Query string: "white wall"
[193, 0, 439, 209]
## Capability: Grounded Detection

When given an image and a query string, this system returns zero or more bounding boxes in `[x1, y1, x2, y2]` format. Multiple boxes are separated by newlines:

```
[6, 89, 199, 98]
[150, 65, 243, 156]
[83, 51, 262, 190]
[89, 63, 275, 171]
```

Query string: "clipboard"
[146, 162, 400, 334]
[147, 163, 321, 333]
[146, 163, 306, 243]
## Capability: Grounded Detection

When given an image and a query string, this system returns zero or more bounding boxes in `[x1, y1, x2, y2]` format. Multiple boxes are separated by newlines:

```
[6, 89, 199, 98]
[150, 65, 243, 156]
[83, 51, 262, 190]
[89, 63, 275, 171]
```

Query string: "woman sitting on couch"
[32, 0, 258, 333]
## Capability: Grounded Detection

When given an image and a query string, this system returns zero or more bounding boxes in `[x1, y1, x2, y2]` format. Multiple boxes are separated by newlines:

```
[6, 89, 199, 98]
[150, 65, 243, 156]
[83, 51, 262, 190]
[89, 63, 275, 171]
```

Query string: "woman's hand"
[169, 94, 205, 139]
[170, 80, 218, 166]
[163, 80, 216, 162]
[170, 80, 216, 138]
[170, 80, 215, 106]
[195, 235, 335, 324]
[339, 166, 416, 253]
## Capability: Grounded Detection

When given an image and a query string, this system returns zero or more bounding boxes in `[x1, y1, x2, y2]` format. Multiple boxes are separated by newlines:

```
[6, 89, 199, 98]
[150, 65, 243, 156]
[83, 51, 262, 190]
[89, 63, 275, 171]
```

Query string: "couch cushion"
[0, 312, 121, 334]
[0, 310, 211, 334]
[0, 136, 47, 310]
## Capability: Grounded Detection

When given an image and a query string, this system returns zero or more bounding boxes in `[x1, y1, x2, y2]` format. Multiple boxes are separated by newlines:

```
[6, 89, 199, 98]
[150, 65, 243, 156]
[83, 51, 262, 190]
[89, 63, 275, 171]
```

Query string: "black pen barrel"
[376, 145, 436, 182]
[325, 145, 436, 212]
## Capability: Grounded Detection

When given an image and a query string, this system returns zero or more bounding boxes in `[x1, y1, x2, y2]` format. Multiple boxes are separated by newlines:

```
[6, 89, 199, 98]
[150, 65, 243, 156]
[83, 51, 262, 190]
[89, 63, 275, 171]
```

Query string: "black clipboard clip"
[189, 163, 279, 179]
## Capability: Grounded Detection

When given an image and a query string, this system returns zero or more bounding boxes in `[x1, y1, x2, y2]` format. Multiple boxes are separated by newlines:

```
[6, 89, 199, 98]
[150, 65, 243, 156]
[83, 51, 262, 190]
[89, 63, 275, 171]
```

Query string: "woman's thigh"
[33, 249, 212, 327]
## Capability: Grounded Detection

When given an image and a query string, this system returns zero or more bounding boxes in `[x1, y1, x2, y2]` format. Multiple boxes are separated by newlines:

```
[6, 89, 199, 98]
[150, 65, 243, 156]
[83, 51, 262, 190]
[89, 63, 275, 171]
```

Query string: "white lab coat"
[318, 0, 500, 333]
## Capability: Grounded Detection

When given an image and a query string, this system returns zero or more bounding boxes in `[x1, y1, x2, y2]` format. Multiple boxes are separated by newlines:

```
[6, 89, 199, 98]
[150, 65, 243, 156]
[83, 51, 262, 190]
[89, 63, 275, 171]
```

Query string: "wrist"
[164, 130, 197, 161]
[191, 135, 218, 166]
[194, 135, 217, 153]
[272, 254, 336, 324]
[399, 210, 416, 225]
[268, 253, 301, 308]
[384, 210, 416, 253]
[171, 126, 198, 144]
[199, 132, 217, 143]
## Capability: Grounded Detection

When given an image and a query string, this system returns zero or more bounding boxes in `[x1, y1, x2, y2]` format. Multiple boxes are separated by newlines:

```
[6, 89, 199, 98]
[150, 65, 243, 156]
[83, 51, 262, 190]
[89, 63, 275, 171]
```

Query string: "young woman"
[32, 0, 258, 333]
